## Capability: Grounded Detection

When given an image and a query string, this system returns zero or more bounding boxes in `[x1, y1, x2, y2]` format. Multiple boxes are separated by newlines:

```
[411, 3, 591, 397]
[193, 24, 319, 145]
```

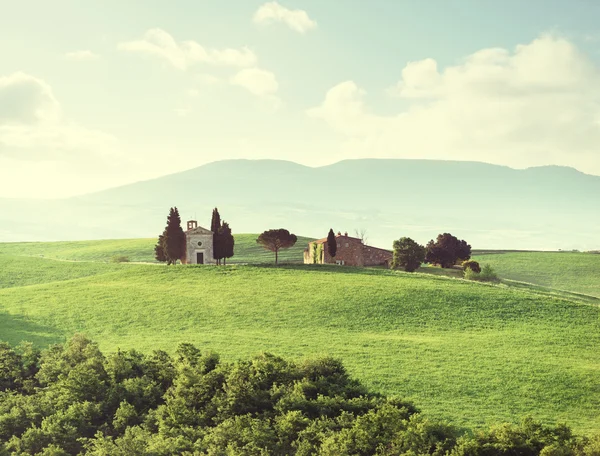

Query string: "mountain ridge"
[0, 158, 598, 250]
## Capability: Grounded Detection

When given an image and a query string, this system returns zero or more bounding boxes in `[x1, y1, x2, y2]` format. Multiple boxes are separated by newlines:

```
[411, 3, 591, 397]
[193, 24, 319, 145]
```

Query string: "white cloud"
[118, 28, 257, 70]
[230, 68, 281, 111]
[230, 68, 279, 96]
[64, 50, 99, 61]
[253, 2, 317, 34]
[308, 34, 600, 175]
[0, 72, 117, 158]
[0, 72, 61, 124]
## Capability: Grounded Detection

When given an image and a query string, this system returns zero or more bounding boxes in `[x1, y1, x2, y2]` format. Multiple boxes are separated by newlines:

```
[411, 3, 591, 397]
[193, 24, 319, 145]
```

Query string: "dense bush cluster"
[1, 336, 598, 455]
[425, 234, 472, 268]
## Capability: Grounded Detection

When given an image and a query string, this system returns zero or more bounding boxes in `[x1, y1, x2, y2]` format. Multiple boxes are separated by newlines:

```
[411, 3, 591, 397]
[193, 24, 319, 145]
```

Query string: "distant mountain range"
[1, 159, 599, 250]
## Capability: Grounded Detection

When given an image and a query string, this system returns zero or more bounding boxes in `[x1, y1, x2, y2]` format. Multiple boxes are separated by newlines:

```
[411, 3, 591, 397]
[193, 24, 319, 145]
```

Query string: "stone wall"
[185, 231, 215, 265]
[362, 245, 393, 267]
[305, 234, 392, 267]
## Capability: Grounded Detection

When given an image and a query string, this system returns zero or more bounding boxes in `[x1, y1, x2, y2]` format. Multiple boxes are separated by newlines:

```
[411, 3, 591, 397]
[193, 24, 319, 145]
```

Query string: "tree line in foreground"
[0, 335, 598, 455]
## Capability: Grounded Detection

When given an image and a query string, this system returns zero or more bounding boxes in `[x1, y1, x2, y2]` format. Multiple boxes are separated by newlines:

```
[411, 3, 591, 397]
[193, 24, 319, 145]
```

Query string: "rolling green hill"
[0, 234, 314, 264]
[3, 237, 599, 300]
[0, 248, 599, 434]
[473, 252, 600, 298]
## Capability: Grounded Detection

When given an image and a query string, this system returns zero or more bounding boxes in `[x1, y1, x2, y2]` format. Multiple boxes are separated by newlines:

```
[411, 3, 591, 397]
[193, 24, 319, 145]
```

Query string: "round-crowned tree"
[391, 237, 426, 272]
[256, 229, 298, 265]
[425, 233, 472, 268]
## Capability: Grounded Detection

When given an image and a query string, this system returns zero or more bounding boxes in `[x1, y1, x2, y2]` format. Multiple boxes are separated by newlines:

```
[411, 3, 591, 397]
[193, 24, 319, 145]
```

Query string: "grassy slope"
[473, 252, 600, 298]
[0, 256, 598, 434]
[0, 234, 314, 264]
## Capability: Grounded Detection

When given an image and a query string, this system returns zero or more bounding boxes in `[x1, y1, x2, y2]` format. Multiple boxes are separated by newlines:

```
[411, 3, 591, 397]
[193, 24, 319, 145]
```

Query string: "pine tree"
[163, 207, 186, 265]
[327, 229, 337, 259]
[256, 229, 297, 265]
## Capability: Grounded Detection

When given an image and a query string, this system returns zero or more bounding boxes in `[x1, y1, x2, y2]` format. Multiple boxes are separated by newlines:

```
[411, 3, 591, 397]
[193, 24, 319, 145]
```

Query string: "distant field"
[473, 251, 600, 298]
[0, 253, 599, 434]
[0, 234, 314, 264]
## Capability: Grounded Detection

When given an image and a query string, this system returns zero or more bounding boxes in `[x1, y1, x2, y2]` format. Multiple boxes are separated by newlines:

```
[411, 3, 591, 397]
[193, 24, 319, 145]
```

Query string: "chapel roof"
[185, 225, 213, 235]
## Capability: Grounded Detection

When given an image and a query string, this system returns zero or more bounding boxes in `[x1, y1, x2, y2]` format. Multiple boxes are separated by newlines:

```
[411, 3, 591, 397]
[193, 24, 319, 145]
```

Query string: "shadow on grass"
[0, 312, 63, 347]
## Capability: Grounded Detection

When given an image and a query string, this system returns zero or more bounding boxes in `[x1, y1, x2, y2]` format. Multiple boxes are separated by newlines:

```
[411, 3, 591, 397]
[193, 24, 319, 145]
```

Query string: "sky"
[1, 0, 600, 198]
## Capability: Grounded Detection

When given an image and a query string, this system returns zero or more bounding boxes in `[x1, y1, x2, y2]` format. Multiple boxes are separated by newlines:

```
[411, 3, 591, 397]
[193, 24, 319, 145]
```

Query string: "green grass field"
[0, 234, 314, 264]
[473, 252, 600, 298]
[1, 237, 599, 434]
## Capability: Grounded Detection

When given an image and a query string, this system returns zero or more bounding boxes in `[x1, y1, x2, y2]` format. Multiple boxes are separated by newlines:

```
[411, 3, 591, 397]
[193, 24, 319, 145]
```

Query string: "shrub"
[111, 255, 130, 263]
[479, 264, 499, 282]
[464, 264, 499, 282]
[463, 268, 479, 281]
[462, 260, 481, 273]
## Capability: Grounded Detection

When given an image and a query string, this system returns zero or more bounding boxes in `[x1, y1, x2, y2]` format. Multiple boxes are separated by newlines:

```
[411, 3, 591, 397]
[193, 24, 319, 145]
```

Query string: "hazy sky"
[1, 0, 600, 198]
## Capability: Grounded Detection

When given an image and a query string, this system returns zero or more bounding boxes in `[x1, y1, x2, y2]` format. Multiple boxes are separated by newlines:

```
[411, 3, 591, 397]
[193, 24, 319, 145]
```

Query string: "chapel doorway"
[196, 252, 204, 264]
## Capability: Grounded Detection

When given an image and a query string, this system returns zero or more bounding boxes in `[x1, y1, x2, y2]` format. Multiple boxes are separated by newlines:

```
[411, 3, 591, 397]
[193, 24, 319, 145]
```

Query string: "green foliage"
[315, 243, 324, 264]
[464, 264, 499, 282]
[256, 229, 298, 264]
[479, 264, 499, 282]
[463, 267, 479, 281]
[425, 233, 472, 268]
[462, 260, 481, 273]
[311, 242, 318, 264]
[391, 237, 426, 272]
[0, 336, 598, 455]
[110, 256, 129, 263]
[327, 229, 337, 258]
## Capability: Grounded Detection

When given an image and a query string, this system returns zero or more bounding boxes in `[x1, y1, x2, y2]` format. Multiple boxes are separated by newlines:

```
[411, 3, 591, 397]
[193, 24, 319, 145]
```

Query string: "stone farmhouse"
[304, 232, 392, 267]
[183, 220, 215, 265]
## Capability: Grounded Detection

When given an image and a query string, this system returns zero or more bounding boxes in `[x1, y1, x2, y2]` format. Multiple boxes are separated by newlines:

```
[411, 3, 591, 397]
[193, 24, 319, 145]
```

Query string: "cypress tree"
[219, 221, 235, 266]
[154, 231, 168, 263]
[327, 229, 337, 259]
[211, 208, 222, 265]
[210, 208, 221, 233]
[163, 207, 186, 265]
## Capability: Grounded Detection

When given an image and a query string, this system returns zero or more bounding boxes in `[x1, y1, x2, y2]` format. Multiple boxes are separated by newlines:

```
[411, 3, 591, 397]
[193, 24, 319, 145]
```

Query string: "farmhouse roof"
[311, 234, 363, 245]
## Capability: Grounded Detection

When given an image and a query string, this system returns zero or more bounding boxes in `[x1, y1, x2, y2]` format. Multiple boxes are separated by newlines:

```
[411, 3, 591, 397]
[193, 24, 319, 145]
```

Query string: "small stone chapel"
[184, 220, 215, 265]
